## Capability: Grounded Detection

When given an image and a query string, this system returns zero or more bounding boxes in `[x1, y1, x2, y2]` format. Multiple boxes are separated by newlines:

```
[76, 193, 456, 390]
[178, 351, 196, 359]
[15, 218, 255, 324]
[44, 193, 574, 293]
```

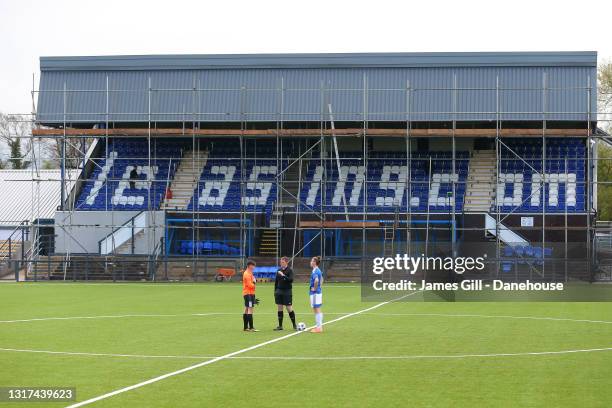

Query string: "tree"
[45, 137, 92, 169]
[598, 62, 612, 220]
[597, 142, 612, 220]
[0, 113, 32, 169]
[599, 62, 612, 135]
[599, 62, 612, 127]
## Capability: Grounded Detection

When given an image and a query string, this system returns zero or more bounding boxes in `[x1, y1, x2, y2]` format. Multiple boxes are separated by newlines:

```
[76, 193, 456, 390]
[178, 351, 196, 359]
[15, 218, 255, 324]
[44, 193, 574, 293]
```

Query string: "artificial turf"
[1, 282, 612, 407]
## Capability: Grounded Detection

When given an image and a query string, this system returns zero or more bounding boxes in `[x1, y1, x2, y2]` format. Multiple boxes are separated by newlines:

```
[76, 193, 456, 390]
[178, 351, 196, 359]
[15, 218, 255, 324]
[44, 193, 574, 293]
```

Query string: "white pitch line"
[64, 291, 419, 408]
[3, 345, 612, 361]
[0, 348, 215, 360]
[5, 311, 612, 326]
[361, 312, 612, 325]
[215, 348, 612, 359]
[0, 312, 356, 324]
[66, 292, 418, 408]
[0, 312, 234, 324]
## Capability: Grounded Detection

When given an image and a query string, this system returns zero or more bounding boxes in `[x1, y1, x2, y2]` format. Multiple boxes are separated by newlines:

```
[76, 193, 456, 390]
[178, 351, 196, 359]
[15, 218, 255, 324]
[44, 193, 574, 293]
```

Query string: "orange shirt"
[242, 269, 255, 295]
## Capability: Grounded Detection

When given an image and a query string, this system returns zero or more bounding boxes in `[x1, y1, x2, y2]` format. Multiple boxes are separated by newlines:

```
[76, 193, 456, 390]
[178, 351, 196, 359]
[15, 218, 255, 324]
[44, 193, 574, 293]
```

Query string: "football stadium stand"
[22, 52, 604, 282]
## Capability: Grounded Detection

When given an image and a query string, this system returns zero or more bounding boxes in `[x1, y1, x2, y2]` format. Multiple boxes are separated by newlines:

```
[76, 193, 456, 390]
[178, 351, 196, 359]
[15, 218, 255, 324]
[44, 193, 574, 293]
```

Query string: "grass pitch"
[1, 282, 612, 407]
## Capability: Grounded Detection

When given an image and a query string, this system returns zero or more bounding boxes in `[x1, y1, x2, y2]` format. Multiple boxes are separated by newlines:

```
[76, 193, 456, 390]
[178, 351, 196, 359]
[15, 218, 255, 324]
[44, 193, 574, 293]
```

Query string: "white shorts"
[310, 293, 323, 308]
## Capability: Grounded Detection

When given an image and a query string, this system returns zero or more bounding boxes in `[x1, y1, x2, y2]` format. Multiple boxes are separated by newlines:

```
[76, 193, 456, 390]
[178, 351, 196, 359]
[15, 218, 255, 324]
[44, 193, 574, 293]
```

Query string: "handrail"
[484, 213, 528, 247]
[0, 220, 29, 256]
[150, 237, 164, 281]
[67, 138, 101, 210]
[98, 211, 147, 254]
[164, 158, 173, 196]
[24, 226, 42, 278]
[0, 220, 29, 250]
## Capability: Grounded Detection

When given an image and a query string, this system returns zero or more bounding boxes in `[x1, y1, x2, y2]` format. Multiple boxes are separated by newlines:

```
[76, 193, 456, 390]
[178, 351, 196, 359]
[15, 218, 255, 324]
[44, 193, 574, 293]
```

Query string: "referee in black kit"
[274, 256, 297, 331]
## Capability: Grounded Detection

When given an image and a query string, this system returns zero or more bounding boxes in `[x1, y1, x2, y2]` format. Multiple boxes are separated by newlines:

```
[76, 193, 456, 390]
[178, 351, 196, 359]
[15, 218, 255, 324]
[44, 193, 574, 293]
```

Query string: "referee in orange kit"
[242, 260, 259, 332]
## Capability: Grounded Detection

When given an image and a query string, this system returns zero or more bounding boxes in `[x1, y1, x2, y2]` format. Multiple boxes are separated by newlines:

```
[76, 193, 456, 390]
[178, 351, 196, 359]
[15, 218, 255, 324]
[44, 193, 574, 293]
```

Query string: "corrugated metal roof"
[0, 170, 76, 227]
[39, 52, 597, 71]
[36, 52, 598, 124]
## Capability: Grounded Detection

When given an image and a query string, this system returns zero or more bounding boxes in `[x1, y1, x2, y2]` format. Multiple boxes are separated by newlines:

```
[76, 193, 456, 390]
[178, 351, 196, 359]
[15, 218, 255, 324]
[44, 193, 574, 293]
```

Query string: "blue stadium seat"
[76, 138, 184, 211]
[495, 138, 586, 214]
[78, 138, 586, 215]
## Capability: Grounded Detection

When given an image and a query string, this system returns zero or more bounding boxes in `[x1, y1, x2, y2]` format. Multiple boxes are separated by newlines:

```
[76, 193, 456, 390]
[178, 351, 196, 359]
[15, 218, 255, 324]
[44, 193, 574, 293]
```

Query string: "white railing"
[99, 211, 147, 255]
[485, 213, 528, 247]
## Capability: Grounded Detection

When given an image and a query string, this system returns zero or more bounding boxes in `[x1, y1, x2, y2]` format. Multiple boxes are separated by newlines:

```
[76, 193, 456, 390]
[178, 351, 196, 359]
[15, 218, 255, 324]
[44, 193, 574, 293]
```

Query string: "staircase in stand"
[24, 255, 150, 281]
[464, 150, 496, 212]
[326, 259, 362, 282]
[0, 240, 23, 278]
[162, 150, 208, 210]
[114, 230, 145, 255]
[258, 229, 278, 257]
[281, 161, 302, 202]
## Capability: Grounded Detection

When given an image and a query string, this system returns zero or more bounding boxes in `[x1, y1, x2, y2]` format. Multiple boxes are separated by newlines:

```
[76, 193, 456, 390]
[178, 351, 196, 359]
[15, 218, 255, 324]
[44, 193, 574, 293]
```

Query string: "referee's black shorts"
[274, 291, 293, 306]
[243, 294, 255, 308]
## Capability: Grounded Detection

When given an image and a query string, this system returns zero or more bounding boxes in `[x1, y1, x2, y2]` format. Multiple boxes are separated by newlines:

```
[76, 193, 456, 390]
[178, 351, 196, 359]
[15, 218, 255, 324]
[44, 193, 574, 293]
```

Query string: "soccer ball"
[296, 322, 307, 331]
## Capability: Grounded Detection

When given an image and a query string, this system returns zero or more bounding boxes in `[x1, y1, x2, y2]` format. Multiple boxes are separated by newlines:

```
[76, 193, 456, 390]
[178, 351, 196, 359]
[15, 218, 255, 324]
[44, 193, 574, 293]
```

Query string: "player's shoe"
[273, 326, 283, 331]
[310, 327, 323, 333]
[250, 328, 260, 332]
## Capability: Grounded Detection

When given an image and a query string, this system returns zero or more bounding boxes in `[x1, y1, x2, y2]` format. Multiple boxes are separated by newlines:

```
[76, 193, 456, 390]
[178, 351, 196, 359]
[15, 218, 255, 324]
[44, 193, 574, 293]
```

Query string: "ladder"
[383, 211, 400, 256]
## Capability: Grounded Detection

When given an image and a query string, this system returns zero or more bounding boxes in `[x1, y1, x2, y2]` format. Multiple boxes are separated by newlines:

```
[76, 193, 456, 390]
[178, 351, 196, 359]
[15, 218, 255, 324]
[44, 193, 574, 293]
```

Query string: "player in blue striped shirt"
[309, 256, 324, 333]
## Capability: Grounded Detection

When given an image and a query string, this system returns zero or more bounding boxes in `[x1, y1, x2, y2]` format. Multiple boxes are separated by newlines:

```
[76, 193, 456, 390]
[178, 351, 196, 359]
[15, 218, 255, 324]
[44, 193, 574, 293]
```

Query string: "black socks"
[288, 311, 296, 328]
[243, 314, 254, 330]
[277, 311, 284, 327]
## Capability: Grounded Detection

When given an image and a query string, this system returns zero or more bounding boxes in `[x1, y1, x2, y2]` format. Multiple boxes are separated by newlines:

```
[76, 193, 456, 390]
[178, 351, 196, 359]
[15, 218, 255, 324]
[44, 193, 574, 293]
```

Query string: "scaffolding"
[3, 70, 612, 282]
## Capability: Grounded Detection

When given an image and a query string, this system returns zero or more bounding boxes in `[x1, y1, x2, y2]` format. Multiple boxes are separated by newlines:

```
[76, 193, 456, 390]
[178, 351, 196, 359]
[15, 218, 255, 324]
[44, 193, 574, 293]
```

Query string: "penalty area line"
[64, 291, 419, 408]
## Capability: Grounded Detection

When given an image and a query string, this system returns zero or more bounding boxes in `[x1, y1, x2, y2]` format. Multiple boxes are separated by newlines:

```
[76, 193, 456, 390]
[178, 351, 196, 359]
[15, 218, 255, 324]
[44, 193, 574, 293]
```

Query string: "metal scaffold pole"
[240, 85, 246, 268]
[587, 75, 593, 278]
[191, 76, 197, 275]
[319, 80, 325, 262]
[542, 73, 547, 279]
[452, 74, 457, 258]
[406, 79, 412, 257]
[362, 74, 368, 276]
[495, 76, 501, 277]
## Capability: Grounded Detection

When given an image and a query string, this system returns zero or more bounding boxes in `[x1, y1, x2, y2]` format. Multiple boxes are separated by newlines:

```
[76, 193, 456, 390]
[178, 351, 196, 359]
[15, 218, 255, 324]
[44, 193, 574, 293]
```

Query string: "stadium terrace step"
[326, 259, 362, 282]
[466, 190, 494, 197]
[276, 158, 307, 210]
[27, 255, 62, 280]
[0, 240, 23, 277]
[464, 150, 496, 212]
[258, 229, 278, 256]
[26, 255, 150, 281]
[0, 240, 22, 259]
[162, 150, 209, 210]
[113, 230, 146, 255]
[160, 258, 239, 281]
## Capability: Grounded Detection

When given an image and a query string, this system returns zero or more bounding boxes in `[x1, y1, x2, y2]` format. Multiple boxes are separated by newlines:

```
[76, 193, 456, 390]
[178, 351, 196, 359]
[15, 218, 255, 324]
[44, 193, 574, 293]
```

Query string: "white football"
[297, 322, 307, 331]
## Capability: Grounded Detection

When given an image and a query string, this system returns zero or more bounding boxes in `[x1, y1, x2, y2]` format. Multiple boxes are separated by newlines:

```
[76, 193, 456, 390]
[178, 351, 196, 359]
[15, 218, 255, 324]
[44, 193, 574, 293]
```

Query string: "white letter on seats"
[242, 165, 277, 206]
[199, 165, 236, 206]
